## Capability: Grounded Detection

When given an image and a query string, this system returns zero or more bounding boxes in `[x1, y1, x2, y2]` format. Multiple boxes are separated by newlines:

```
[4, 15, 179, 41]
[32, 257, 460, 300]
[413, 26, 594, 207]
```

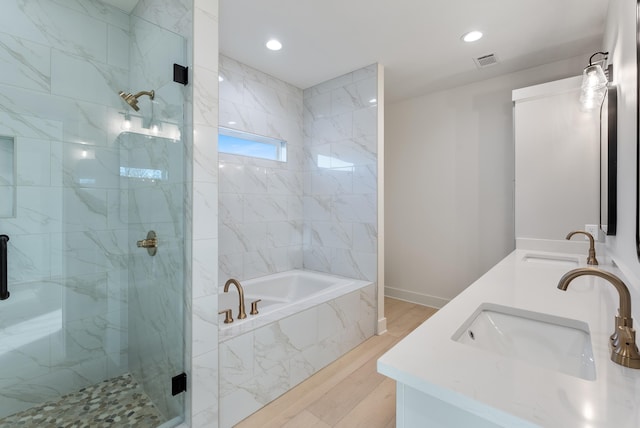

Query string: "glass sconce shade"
[582, 64, 608, 90]
[580, 64, 608, 110]
[580, 87, 606, 110]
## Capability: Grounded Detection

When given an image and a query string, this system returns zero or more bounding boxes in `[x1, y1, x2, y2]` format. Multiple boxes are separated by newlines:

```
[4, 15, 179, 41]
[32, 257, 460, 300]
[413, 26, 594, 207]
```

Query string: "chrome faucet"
[565, 230, 598, 265]
[223, 278, 247, 319]
[557, 267, 640, 368]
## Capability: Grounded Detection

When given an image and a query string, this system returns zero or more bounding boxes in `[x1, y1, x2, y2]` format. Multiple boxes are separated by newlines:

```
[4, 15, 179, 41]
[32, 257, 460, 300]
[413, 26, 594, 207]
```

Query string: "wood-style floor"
[235, 297, 438, 428]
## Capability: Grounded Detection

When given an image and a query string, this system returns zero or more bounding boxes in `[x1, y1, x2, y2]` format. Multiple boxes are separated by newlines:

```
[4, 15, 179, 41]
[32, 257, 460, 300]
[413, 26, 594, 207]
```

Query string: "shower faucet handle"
[136, 230, 158, 256]
[136, 237, 157, 248]
[218, 309, 234, 324]
[250, 299, 262, 315]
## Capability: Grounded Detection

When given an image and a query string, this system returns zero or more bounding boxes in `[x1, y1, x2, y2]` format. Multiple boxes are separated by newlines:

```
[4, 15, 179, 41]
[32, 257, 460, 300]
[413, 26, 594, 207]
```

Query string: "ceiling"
[104, 0, 609, 103]
[220, 0, 609, 103]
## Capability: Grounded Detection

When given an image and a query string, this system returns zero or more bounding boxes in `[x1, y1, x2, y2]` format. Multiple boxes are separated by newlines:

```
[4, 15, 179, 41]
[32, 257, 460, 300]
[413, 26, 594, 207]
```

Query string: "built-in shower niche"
[0, 136, 15, 218]
[117, 130, 185, 421]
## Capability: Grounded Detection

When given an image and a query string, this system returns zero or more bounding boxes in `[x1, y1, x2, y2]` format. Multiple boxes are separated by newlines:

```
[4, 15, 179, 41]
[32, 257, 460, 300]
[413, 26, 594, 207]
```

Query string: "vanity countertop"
[377, 249, 640, 427]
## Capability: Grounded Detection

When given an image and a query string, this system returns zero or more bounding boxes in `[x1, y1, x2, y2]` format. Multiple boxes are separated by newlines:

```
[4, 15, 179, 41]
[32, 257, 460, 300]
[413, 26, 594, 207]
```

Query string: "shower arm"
[132, 90, 154, 100]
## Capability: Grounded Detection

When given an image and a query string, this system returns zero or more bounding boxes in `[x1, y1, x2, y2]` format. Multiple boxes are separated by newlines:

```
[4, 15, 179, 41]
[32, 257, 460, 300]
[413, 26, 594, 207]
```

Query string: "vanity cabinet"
[377, 250, 640, 428]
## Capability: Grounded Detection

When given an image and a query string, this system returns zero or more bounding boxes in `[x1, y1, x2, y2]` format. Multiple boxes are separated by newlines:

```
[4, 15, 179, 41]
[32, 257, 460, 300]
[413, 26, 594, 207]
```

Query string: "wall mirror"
[601, 83, 617, 235]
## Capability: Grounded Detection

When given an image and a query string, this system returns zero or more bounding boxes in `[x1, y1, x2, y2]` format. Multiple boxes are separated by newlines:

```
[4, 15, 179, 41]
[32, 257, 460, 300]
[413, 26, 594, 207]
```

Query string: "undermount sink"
[452, 303, 596, 380]
[521, 253, 579, 267]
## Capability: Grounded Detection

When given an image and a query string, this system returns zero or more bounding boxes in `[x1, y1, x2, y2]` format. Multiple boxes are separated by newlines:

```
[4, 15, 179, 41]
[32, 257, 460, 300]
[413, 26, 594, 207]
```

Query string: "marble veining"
[303, 65, 378, 284]
[218, 54, 304, 282]
[219, 280, 376, 427]
[133, 0, 191, 39]
[5, 0, 109, 62]
[0, 32, 51, 93]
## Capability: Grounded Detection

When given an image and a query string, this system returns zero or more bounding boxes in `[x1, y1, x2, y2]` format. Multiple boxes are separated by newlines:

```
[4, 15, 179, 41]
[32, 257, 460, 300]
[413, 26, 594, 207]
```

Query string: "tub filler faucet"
[224, 278, 247, 319]
[557, 267, 640, 368]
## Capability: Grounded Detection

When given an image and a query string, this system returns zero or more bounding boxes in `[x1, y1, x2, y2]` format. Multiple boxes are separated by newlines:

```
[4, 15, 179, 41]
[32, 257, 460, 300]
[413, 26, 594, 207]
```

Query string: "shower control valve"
[136, 230, 158, 256]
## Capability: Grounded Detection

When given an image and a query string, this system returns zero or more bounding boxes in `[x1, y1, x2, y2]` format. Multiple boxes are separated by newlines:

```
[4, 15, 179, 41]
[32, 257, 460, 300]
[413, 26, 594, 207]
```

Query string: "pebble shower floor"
[0, 374, 163, 427]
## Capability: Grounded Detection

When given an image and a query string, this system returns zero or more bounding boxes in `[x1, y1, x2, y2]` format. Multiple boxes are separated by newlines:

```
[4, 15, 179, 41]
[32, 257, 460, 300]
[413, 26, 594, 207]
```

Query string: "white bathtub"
[218, 269, 372, 341]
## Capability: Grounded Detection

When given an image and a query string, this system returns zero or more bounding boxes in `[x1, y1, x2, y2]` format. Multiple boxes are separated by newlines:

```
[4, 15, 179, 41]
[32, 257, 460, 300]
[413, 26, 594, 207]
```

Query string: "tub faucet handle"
[250, 299, 262, 315]
[218, 309, 233, 324]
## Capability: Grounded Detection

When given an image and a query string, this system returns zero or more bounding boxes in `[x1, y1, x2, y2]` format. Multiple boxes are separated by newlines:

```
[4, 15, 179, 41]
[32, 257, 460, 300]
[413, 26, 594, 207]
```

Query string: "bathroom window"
[218, 127, 287, 162]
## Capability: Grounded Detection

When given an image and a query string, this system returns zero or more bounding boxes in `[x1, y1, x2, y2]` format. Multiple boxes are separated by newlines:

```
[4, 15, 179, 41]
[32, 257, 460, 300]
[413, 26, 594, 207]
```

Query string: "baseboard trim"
[384, 287, 449, 309]
[377, 317, 387, 335]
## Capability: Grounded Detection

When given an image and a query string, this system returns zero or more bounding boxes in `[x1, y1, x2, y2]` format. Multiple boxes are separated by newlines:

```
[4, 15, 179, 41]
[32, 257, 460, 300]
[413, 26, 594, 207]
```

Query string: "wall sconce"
[580, 51, 610, 110]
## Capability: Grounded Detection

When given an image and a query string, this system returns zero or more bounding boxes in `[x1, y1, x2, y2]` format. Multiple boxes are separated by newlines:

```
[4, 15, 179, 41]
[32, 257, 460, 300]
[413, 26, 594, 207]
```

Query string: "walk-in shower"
[0, 1, 188, 426]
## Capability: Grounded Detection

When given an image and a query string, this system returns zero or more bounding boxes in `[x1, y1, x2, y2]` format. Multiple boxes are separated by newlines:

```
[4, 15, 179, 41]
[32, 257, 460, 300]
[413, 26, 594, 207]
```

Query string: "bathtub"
[218, 269, 372, 341]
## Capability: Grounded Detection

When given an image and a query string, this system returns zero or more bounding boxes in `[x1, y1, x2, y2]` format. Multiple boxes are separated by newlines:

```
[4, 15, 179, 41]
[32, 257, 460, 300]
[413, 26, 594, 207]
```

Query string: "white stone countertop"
[378, 249, 640, 427]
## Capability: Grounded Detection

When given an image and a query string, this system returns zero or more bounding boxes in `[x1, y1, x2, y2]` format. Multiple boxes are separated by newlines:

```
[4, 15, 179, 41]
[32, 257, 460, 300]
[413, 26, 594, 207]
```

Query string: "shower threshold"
[0, 373, 164, 427]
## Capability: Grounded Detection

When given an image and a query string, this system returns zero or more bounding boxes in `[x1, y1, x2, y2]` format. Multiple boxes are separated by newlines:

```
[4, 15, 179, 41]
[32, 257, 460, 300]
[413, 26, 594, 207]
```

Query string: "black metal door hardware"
[1, 234, 9, 300]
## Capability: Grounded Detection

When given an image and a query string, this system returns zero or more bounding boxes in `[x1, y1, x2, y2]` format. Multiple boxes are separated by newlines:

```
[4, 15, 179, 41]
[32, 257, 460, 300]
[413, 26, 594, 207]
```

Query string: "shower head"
[118, 90, 155, 112]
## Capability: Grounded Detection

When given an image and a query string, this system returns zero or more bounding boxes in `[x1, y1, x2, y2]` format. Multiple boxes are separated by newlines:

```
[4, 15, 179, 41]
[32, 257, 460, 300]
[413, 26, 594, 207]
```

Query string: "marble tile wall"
[217, 64, 379, 428]
[0, 136, 15, 217]
[219, 283, 376, 427]
[0, 0, 131, 419]
[303, 65, 378, 283]
[188, 0, 220, 426]
[218, 55, 304, 283]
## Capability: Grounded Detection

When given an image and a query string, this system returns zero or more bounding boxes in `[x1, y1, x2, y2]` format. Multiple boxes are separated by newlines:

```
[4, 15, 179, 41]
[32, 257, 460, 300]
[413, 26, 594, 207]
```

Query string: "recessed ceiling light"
[462, 31, 483, 43]
[218, 75, 224, 82]
[266, 39, 282, 51]
[228, 121, 237, 125]
[369, 98, 377, 103]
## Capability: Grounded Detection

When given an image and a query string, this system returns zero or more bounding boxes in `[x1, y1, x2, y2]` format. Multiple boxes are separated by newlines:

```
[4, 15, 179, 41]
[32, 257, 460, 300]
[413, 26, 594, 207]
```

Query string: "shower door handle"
[0, 235, 9, 300]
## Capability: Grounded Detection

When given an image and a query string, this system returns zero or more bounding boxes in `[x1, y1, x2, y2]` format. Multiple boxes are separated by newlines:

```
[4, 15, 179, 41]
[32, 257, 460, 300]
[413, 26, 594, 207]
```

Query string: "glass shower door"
[121, 131, 185, 421]
[0, 0, 187, 425]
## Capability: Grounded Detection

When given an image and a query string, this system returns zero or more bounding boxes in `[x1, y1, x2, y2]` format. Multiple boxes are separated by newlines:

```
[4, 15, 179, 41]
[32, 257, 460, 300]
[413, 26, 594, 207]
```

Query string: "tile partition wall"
[136, 0, 221, 425]
[218, 55, 304, 283]
[188, 0, 220, 426]
[0, 1, 132, 417]
[303, 65, 379, 284]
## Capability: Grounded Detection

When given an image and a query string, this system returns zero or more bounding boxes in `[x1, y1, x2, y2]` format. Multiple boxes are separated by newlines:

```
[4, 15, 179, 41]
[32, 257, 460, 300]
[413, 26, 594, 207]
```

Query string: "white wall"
[603, 1, 640, 299]
[385, 54, 595, 306]
[513, 77, 600, 240]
